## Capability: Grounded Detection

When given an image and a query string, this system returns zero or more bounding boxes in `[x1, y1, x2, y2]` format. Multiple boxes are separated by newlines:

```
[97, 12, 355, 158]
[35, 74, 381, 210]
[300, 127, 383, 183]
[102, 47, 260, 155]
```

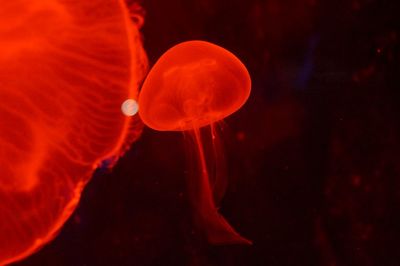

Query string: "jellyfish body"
[139, 41, 251, 245]
[0, 0, 147, 264]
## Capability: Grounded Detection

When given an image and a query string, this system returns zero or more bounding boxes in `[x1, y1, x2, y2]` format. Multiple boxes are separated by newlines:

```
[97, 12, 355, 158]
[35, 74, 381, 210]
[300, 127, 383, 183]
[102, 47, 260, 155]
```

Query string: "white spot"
[121, 99, 139, 116]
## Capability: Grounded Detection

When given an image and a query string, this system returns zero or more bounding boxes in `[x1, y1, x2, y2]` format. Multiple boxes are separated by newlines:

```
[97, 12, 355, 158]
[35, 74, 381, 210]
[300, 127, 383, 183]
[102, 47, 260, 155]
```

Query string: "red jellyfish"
[0, 0, 147, 264]
[139, 40, 251, 245]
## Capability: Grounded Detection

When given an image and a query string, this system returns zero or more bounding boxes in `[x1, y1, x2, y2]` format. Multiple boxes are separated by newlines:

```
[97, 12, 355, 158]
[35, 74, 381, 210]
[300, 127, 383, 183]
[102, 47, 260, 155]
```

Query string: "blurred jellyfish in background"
[0, 0, 147, 264]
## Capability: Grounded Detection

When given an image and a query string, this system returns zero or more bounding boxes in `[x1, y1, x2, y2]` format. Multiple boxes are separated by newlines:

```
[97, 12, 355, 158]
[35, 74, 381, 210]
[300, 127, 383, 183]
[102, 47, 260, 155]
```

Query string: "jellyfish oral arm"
[187, 126, 251, 245]
[209, 123, 228, 205]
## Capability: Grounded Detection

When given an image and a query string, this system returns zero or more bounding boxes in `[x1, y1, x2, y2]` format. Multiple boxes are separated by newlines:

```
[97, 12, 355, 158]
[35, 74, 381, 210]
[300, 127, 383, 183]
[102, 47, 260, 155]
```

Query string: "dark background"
[18, 0, 400, 265]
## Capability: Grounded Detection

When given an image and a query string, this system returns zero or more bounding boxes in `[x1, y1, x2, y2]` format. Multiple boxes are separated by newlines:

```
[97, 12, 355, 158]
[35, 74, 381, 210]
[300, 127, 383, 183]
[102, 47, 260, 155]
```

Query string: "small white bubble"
[121, 99, 139, 116]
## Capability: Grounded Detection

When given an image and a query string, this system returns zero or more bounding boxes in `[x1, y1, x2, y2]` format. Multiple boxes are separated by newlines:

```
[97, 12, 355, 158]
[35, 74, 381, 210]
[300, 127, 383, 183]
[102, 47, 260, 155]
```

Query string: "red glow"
[138, 41, 251, 245]
[0, 0, 146, 264]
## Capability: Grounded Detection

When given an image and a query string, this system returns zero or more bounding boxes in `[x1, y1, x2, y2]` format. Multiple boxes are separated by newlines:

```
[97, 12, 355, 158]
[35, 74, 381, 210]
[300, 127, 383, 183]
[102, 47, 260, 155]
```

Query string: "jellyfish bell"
[138, 40, 251, 245]
[138, 40, 251, 131]
[0, 0, 147, 265]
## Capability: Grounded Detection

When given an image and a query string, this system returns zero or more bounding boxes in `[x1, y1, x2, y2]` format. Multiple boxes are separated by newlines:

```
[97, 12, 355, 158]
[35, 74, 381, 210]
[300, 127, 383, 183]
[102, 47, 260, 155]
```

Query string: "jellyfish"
[0, 0, 147, 264]
[138, 40, 251, 245]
